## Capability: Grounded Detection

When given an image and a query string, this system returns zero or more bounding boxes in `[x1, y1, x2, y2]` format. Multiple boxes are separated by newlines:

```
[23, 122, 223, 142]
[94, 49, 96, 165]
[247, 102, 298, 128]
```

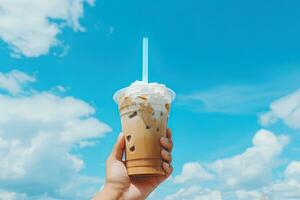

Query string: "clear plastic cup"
[114, 81, 175, 176]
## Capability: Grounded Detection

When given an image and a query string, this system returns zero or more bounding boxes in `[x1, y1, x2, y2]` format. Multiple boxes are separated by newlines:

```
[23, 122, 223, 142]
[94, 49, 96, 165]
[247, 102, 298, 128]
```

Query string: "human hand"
[93, 129, 173, 200]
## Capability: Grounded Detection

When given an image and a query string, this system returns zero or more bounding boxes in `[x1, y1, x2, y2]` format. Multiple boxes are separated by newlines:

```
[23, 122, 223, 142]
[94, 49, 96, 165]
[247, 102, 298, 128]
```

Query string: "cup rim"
[113, 86, 176, 104]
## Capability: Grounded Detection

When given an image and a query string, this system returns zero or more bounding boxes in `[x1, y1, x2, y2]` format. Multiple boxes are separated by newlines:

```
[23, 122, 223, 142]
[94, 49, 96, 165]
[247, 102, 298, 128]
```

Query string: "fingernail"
[162, 149, 169, 156]
[163, 138, 169, 144]
[164, 162, 170, 168]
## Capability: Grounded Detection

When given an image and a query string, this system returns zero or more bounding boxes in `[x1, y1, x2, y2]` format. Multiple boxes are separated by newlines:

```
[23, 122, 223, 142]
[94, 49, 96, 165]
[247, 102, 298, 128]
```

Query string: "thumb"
[109, 132, 125, 161]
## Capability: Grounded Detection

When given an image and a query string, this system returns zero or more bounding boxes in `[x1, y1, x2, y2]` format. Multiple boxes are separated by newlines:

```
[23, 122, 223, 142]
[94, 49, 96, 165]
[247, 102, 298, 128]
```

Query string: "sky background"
[0, 0, 300, 199]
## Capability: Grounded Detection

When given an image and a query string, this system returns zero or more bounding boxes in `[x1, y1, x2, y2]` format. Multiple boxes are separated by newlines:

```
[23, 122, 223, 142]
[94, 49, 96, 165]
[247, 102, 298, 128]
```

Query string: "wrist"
[105, 182, 125, 194]
[93, 183, 124, 200]
[104, 182, 125, 200]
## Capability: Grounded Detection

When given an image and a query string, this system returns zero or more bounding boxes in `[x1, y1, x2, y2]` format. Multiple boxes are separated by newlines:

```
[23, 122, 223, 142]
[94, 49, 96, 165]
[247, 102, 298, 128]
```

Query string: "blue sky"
[0, 0, 300, 199]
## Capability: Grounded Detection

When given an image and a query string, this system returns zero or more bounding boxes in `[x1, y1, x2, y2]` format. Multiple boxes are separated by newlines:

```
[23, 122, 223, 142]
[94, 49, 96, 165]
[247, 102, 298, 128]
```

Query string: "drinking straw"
[142, 37, 148, 83]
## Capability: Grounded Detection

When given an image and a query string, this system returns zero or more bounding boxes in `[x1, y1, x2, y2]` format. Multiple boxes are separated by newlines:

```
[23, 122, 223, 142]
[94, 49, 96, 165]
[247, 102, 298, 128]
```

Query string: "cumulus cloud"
[0, 190, 27, 200]
[0, 70, 35, 95]
[259, 89, 300, 129]
[235, 190, 262, 200]
[285, 161, 300, 179]
[173, 162, 214, 184]
[0, 190, 62, 200]
[179, 85, 281, 114]
[210, 129, 289, 187]
[0, 0, 94, 57]
[235, 161, 300, 200]
[167, 129, 300, 200]
[165, 129, 300, 200]
[263, 161, 300, 199]
[165, 125, 300, 200]
[167, 129, 290, 199]
[165, 186, 222, 200]
[0, 70, 111, 199]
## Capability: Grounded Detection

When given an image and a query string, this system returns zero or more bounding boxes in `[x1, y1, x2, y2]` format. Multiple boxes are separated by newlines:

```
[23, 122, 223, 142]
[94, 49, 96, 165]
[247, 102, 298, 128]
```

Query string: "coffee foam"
[114, 81, 175, 105]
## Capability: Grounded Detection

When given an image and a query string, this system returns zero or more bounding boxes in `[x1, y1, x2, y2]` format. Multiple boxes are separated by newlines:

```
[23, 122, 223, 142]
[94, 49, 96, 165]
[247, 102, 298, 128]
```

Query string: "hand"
[94, 129, 173, 200]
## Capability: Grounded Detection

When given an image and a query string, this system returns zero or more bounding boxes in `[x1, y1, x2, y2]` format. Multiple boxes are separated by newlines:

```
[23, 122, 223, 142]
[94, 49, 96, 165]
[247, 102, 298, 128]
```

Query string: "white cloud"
[78, 141, 96, 148]
[265, 179, 300, 199]
[285, 161, 300, 179]
[0, 70, 35, 95]
[179, 85, 282, 114]
[166, 127, 297, 200]
[237, 161, 300, 200]
[260, 89, 300, 129]
[0, 0, 94, 57]
[0, 190, 27, 200]
[0, 190, 70, 200]
[0, 70, 111, 199]
[165, 129, 296, 199]
[172, 129, 289, 189]
[165, 186, 222, 200]
[173, 162, 214, 184]
[235, 190, 262, 200]
[210, 129, 289, 187]
[263, 161, 300, 200]
[259, 111, 278, 127]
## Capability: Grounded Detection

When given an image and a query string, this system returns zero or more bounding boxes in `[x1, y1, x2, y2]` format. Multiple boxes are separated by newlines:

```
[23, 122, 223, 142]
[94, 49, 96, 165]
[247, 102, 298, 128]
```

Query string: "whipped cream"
[114, 81, 175, 105]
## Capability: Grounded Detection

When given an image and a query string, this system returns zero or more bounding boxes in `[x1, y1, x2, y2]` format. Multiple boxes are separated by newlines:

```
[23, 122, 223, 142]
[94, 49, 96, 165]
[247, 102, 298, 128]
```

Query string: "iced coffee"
[114, 81, 175, 177]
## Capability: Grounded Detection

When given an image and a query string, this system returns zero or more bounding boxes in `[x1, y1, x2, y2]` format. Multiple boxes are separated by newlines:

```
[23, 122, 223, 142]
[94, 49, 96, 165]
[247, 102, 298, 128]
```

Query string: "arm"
[93, 129, 173, 200]
[93, 184, 123, 200]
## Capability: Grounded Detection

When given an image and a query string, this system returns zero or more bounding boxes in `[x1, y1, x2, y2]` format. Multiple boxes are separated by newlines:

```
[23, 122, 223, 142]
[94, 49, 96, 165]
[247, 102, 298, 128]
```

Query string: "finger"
[109, 132, 125, 161]
[162, 162, 173, 176]
[161, 149, 172, 163]
[160, 137, 173, 151]
[166, 128, 172, 141]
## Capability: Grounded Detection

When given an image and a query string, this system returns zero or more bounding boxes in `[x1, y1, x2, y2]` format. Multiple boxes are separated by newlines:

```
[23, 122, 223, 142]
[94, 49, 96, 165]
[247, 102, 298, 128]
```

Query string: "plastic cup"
[114, 82, 175, 177]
